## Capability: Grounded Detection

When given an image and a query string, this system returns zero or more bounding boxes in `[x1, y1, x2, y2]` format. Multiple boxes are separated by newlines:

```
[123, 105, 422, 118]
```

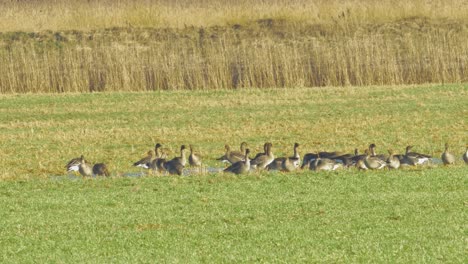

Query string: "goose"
[301, 152, 319, 169]
[355, 157, 368, 170]
[252, 142, 269, 161]
[399, 145, 431, 166]
[188, 145, 202, 167]
[302, 148, 348, 169]
[331, 151, 356, 167]
[318, 151, 347, 159]
[216, 143, 246, 164]
[67, 155, 109, 177]
[351, 149, 368, 170]
[93, 163, 110, 177]
[441, 143, 455, 165]
[224, 149, 251, 175]
[463, 146, 468, 164]
[281, 157, 297, 172]
[133, 150, 154, 169]
[309, 153, 343, 171]
[154, 143, 163, 158]
[149, 144, 166, 173]
[251, 142, 274, 169]
[65, 156, 84, 172]
[77, 156, 93, 177]
[267, 143, 300, 171]
[163, 145, 187, 175]
[386, 150, 401, 169]
[363, 149, 387, 170]
[188, 144, 203, 174]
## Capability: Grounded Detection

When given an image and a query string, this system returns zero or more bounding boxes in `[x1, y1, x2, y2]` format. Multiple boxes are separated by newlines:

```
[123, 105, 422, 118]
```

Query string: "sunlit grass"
[0, 167, 466, 262]
[0, 84, 466, 179]
[0, 85, 466, 262]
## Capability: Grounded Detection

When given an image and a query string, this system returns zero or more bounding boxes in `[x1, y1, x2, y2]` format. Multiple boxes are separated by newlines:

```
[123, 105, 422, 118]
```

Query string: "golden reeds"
[0, 0, 468, 93]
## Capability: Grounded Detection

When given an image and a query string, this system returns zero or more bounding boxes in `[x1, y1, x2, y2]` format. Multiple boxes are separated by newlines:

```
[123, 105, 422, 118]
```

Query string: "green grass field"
[1, 168, 466, 262]
[0, 85, 467, 262]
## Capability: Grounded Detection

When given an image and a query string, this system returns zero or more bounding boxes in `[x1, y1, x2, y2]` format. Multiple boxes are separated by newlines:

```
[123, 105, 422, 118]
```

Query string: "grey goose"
[224, 149, 251, 175]
[441, 143, 455, 165]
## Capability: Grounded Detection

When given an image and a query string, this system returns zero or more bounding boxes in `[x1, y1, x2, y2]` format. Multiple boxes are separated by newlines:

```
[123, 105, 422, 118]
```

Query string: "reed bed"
[1, 0, 468, 92]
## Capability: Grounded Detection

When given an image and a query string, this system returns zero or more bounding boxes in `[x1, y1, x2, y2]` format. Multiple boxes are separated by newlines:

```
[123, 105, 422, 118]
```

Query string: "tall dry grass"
[1, 0, 468, 92]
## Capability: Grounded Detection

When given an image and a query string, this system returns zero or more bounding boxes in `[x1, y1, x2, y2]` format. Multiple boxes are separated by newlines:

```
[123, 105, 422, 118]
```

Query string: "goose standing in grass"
[224, 149, 251, 175]
[149, 144, 166, 173]
[309, 153, 343, 171]
[441, 143, 455, 165]
[267, 143, 300, 171]
[386, 150, 400, 169]
[164, 145, 187, 175]
[77, 156, 93, 177]
[154, 143, 163, 158]
[188, 145, 203, 173]
[399, 145, 431, 166]
[216, 143, 246, 164]
[463, 146, 468, 164]
[252, 142, 269, 161]
[364, 149, 387, 170]
[133, 150, 154, 169]
[251, 142, 274, 169]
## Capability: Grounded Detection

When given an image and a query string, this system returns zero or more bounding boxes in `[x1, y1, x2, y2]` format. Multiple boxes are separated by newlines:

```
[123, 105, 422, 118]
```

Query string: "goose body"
[310, 155, 343, 171]
[224, 149, 251, 174]
[78, 157, 93, 177]
[93, 163, 110, 176]
[188, 145, 202, 167]
[164, 145, 187, 175]
[301, 153, 319, 169]
[251, 143, 274, 169]
[133, 150, 154, 169]
[363, 150, 386, 170]
[386, 150, 401, 169]
[281, 158, 297, 172]
[355, 158, 368, 170]
[217, 143, 246, 164]
[66, 157, 83, 172]
[400, 145, 431, 165]
[149, 144, 166, 173]
[67, 155, 109, 177]
[267, 143, 300, 171]
[441, 143, 455, 165]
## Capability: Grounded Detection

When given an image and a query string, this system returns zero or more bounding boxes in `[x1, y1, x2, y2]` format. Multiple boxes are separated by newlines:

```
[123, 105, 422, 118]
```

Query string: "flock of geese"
[65, 142, 468, 177]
